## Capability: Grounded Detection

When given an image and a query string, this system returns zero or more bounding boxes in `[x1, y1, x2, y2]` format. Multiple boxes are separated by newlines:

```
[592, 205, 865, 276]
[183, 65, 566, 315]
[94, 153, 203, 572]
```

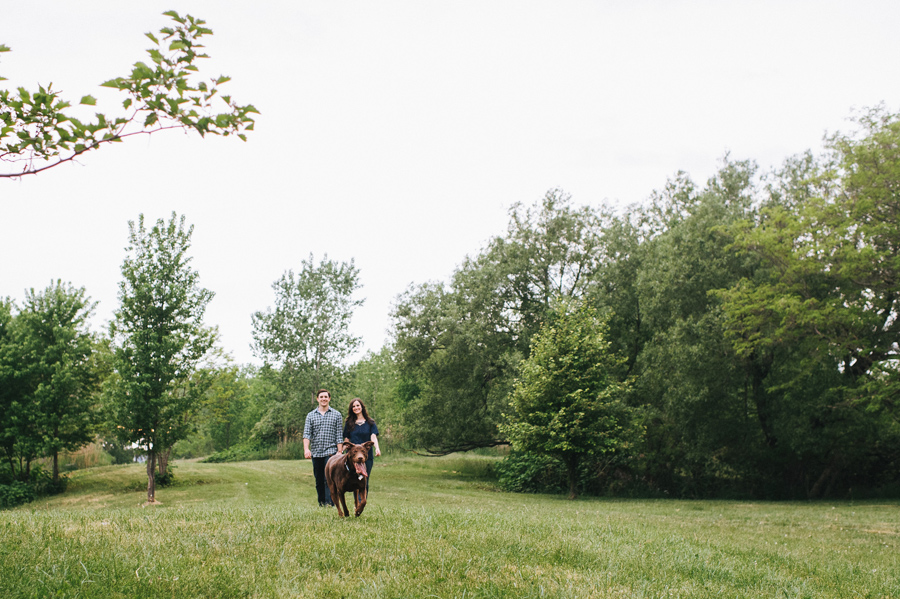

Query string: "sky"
[2, 1, 899, 366]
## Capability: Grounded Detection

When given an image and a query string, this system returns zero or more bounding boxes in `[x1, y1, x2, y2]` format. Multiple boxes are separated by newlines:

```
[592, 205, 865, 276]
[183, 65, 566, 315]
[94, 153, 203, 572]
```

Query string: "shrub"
[495, 450, 568, 494]
[204, 441, 272, 463]
[155, 466, 175, 487]
[269, 440, 305, 460]
[0, 464, 66, 509]
[0, 481, 35, 509]
[496, 449, 632, 496]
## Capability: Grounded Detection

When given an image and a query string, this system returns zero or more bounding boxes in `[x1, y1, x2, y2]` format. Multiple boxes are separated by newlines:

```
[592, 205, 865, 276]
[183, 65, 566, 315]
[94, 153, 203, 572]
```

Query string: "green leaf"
[0, 44, 10, 52]
[145, 32, 160, 45]
[144, 112, 158, 127]
[79, 95, 97, 106]
[169, 41, 187, 51]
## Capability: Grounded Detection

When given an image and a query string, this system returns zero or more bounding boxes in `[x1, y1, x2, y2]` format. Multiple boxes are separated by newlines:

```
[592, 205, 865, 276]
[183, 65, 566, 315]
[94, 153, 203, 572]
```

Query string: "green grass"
[1, 454, 897, 598]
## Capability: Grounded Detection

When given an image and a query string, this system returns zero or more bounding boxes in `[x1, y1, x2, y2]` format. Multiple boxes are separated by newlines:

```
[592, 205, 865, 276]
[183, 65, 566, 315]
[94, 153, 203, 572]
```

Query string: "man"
[303, 389, 343, 507]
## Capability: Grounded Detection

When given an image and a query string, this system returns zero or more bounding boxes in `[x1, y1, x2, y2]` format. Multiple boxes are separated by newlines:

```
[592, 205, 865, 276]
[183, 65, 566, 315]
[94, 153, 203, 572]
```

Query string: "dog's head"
[344, 441, 374, 479]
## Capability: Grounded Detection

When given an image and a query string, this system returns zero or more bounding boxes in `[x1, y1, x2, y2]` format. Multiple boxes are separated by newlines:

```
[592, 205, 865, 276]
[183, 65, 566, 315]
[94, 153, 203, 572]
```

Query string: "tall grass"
[36, 440, 115, 473]
[2, 454, 897, 598]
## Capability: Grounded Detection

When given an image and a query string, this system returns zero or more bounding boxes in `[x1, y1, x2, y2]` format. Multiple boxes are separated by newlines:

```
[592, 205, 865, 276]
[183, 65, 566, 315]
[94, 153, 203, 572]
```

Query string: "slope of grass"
[1, 454, 897, 598]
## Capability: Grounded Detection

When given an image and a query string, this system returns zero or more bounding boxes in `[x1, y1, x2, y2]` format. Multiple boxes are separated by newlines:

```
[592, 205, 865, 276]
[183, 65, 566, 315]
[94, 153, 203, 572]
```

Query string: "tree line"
[390, 106, 900, 499]
[4, 107, 899, 506]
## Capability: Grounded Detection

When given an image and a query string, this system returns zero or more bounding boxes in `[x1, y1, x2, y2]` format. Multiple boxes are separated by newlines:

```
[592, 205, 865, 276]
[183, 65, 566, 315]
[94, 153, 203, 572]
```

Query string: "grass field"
[1, 453, 897, 598]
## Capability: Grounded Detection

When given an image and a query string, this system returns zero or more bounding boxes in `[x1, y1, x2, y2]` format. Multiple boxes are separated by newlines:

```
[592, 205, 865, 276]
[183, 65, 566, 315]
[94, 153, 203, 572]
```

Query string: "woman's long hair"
[344, 397, 375, 432]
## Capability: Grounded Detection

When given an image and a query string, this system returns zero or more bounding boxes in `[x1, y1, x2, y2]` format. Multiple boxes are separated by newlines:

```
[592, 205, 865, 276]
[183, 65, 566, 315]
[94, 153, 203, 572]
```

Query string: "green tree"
[13, 281, 99, 484]
[501, 301, 639, 499]
[346, 346, 403, 444]
[199, 363, 262, 452]
[0, 297, 31, 478]
[251, 255, 363, 442]
[392, 190, 609, 454]
[105, 212, 215, 503]
[626, 160, 768, 496]
[716, 107, 900, 495]
[1, 11, 256, 179]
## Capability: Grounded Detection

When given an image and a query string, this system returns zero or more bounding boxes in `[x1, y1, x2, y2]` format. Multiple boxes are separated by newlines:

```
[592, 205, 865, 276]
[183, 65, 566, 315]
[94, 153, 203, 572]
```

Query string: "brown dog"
[324, 441, 374, 517]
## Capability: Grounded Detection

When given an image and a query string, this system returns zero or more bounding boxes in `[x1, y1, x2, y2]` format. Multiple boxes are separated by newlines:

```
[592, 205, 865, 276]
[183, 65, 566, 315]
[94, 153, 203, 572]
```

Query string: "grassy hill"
[1, 453, 897, 598]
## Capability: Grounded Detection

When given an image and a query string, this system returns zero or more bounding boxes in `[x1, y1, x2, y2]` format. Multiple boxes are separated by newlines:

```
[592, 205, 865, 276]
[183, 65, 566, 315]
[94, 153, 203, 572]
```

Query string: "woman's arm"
[371, 433, 381, 457]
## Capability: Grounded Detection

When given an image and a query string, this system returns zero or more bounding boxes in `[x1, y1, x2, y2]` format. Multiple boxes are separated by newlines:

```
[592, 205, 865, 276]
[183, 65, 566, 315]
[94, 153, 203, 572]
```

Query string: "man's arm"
[333, 413, 344, 454]
[303, 438, 311, 459]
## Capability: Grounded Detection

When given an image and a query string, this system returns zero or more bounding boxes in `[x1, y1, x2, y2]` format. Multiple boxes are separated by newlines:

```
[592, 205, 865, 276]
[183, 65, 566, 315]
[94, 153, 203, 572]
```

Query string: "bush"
[495, 450, 631, 496]
[0, 481, 35, 509]
[155, 466, 175, 487]
[204, 441, 272, 463]
[495, 450, 568, 494]
[270, 440, 305, 460]
[0, 464, 66, 509]
[172, 434, 216, 460]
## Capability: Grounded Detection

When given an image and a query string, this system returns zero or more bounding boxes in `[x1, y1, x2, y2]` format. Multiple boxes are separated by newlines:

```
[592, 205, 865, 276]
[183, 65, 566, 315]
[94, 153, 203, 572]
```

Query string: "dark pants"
[312, 455, 333, 506]
[363, 454, 374, 492]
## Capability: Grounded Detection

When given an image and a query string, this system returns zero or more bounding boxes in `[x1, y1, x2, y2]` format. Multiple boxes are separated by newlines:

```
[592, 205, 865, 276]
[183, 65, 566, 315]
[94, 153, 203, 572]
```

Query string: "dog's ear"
[363, 441, 374, 449]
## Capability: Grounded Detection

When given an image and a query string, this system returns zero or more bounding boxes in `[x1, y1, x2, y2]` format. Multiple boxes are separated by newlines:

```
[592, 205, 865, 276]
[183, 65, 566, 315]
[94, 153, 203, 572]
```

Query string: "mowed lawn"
[1, 454, 897, 598]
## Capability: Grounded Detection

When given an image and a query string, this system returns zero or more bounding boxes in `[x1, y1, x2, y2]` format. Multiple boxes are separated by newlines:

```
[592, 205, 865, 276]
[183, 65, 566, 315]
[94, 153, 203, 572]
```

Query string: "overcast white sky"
[2, 1, 899, 365]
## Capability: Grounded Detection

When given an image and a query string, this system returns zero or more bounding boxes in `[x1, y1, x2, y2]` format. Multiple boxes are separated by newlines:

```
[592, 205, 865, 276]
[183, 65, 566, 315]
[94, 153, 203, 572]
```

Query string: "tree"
[251, 254, 363, 441]
[1, 11, 256, 179]
[105, 212, 215, 503]
[0, 297, 28, 478]
[715, 107, 900, 495]
[345, 346, 403, 443]
[392, 190, 610, 454]
[501, 301, 639, 499]
[13, 281, 99, 484]
[197, 362, 261, 452]
[393, 281, 517, 453]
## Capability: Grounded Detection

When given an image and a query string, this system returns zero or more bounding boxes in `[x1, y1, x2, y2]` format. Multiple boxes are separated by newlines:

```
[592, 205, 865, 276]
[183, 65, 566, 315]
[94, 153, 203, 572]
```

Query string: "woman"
[343, 398, 381, 490]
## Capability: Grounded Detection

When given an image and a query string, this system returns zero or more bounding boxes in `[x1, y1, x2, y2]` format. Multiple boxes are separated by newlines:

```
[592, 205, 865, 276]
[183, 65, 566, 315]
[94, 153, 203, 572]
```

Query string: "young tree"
[105, 212, 215, 503]
[1, 11, 256, 179]
[501, 301, 639, 499]
[14, 281, 99, 484]
[251, 255, 363, 441]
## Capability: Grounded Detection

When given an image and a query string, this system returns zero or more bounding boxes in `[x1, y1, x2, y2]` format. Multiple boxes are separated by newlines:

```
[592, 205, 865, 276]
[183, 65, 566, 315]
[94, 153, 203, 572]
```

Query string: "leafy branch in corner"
[0, 10, 258, 179]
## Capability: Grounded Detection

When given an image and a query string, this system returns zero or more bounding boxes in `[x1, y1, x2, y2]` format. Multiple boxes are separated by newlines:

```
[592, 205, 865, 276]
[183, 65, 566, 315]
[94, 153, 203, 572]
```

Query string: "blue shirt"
[343, 420, 379, 446]
[303, 407, 343, 458]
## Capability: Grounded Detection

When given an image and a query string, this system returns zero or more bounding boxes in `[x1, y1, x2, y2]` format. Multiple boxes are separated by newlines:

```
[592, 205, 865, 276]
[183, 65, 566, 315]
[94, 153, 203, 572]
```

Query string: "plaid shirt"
[303, 406, 343, 458]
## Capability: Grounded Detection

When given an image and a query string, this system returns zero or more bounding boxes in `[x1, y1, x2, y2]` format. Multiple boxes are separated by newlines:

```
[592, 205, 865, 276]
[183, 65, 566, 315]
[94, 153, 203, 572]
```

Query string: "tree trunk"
[146, 450, 157, 503]
[747, 352, 776, 448]
[157, 448, 170, 476]
[565, 457, 579, 500]
[52, 450, 60, 484]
